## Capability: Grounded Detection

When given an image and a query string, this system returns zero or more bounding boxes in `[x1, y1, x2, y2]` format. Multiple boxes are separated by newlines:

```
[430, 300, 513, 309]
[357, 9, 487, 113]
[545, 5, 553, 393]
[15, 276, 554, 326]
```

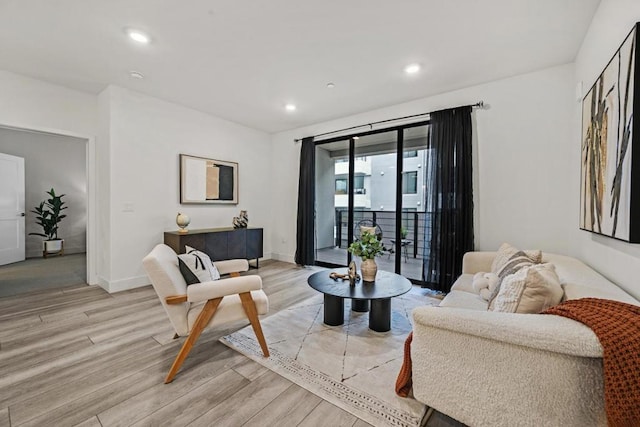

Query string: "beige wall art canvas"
[180, 154, 238, 204]
[580, 22, 640, 243]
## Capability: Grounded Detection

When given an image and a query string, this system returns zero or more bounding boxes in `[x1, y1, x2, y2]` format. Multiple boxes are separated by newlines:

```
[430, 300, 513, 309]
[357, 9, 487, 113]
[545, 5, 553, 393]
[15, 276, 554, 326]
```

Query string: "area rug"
[220, 287, 440, 427]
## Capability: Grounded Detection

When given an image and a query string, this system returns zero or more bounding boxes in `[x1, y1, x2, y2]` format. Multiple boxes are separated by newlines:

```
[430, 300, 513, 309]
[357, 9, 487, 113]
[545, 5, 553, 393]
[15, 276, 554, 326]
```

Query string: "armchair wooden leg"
[164, 297, 222, 384]
[239, 292, 269, 357]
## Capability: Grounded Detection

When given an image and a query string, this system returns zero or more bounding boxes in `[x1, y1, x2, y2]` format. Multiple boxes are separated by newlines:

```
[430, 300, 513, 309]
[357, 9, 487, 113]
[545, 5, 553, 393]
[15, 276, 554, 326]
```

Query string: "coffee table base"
[369, 298, 391, 332]
[324, 295, 344, 326]
[352, 299, 370, 312]
[322, 295, 391, 332]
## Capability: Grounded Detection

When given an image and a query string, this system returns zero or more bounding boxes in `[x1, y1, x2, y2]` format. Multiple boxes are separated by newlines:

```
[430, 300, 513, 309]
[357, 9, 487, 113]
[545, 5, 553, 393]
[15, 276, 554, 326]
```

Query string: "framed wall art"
[180, 154, 238, 204]
[580, 22, 640, 243]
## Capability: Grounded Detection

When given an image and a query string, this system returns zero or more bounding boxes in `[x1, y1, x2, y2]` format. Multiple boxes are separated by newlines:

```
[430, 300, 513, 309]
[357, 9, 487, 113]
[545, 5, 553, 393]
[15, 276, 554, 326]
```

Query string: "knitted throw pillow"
[491, 263, 563, 313]
[488, 249, 542, 309]
[491, 243, 542, 274]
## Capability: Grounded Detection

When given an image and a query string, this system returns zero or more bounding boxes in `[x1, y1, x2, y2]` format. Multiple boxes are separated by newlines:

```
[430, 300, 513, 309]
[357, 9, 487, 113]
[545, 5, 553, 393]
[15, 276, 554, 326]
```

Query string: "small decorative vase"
[360, 258, 378, 282]
[232, 210, 249, 229]
[176, 213, 191, 233]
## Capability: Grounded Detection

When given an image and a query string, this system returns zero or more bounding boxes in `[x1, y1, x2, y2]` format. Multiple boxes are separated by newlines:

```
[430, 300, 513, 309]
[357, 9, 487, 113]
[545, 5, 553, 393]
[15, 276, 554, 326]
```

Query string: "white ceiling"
[0, 0, 600, 133]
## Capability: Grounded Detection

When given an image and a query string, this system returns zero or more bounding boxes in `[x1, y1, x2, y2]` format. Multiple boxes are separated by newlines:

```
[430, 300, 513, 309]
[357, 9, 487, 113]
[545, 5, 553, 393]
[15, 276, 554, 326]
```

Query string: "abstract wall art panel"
[180, 154, 238, 204]
[580, 22, 640, 243]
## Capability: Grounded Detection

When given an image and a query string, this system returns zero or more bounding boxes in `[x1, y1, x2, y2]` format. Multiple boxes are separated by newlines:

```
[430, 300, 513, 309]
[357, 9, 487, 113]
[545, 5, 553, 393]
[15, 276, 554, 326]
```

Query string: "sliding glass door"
[315, 139, 350, 266]
[399, 125, 429, 282]
[313, 123, 430, 285]
[352, 131, 397, 274]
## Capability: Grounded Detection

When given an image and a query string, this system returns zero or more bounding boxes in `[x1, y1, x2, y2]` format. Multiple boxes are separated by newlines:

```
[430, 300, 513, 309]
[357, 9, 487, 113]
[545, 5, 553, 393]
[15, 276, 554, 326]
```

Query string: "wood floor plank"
[0, 408, 9, 427]
[0, 288, 108, 317]
[84, 295, 159, 320]
[297, 400, 359, 427]
[230, 357, 269, 381]
[38, 292, 152, 323]
[16, 347, 241, 427]
[0, 309, 165, 359]
[7, 337, 176, 425]
[0, 337, 160, 408]
[0, 315, 41, 334]
[0, 335, 93, 374]
[97, 346, 246, 427]
[186, 370, 292, 427]
[243, 383, 323, 427]
[73, 416, 103, 427]
[127, 370, 249, 427]
[3, 299, 165, 344]
[40, 311, 89, 324]
[86, 311, 167, 343]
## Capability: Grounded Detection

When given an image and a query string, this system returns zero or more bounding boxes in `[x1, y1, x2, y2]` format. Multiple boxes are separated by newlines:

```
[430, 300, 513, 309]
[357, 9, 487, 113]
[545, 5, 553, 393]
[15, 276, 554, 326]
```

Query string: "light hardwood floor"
[0, 260, 463, 427]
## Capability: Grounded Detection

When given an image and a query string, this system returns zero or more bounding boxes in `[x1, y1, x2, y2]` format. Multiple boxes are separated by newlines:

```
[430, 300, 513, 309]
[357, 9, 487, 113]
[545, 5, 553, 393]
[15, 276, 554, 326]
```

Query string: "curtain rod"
[293, 101, 484, 143]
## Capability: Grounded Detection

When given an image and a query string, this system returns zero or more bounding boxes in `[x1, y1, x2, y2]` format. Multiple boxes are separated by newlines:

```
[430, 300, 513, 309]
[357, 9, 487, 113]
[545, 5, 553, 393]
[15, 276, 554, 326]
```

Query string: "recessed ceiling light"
[326, 82, 335, 89]
[127, 29, 150, 44]
[285, 103, 297, 112]
[353, 136, 359, 140]
[129, 71, 145, 79]
[404, 63, 421, 74]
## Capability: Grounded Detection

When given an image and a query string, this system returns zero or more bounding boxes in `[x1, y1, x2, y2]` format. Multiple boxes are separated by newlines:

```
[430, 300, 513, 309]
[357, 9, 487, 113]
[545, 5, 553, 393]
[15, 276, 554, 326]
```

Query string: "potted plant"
[29, 188, 67, 257]
[348, 231, 384, 282]
[401, 226, 408, 239]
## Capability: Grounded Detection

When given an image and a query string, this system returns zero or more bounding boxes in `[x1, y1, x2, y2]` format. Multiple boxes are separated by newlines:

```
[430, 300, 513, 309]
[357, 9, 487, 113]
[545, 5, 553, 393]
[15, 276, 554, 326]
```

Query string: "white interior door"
[0, 153, 25, 265]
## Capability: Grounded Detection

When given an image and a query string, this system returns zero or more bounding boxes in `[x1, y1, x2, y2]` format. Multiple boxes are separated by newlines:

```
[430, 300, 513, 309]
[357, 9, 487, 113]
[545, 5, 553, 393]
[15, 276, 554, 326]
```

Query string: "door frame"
[0, 122, 97, 285]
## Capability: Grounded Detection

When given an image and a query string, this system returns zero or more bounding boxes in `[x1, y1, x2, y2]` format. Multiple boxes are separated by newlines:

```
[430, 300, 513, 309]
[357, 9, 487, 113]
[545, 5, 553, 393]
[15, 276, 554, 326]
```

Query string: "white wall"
[103, 86, 273, 291]
[270, 64, 576, 264]
[572, 0, 640, 299]
[0, 70, 96, 136]
[0, 128, 87, 257]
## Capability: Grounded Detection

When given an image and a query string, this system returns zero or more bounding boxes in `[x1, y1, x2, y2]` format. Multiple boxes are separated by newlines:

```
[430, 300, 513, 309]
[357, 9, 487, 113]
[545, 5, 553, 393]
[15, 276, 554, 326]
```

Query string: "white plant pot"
[44, 239, 64, 253]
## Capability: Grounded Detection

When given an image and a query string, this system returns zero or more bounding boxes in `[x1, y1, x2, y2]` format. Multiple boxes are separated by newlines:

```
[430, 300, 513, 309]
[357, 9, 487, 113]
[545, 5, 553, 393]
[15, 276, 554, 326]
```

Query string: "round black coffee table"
[307, 268, 412, 332]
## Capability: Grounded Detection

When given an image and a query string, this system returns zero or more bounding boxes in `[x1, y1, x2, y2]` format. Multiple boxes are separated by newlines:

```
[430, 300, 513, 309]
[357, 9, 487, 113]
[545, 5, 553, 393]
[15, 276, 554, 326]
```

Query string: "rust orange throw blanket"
[542, 298, 640, 427]
[395, 332, 413, 397]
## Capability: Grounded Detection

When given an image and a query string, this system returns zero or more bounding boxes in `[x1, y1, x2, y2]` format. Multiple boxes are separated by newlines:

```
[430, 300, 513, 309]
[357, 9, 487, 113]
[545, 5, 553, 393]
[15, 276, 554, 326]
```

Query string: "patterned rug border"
[220, 312, 427, 427]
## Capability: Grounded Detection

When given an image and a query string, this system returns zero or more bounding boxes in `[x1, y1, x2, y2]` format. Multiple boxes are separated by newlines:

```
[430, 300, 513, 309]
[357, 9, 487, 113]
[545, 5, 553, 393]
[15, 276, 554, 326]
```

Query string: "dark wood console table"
[164, 227, 263, 268]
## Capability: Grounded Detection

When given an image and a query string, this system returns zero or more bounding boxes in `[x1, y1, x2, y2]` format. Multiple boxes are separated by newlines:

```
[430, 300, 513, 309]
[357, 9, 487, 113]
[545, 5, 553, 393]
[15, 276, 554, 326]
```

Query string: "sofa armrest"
[412, 306, 602, 357]
[214, 259, 249, 275]
[461, 251, 496, 274]
[187, 275, 262, 303]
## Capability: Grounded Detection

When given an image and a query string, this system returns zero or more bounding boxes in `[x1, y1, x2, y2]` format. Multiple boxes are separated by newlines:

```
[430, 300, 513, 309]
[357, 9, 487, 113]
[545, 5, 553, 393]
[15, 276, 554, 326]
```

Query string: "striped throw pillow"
[488, 250, 542, 310]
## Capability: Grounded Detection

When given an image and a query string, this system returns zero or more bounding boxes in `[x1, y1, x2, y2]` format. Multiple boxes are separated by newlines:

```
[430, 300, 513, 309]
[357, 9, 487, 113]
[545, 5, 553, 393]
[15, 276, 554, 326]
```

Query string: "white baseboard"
[98, 275, 150, 293]
[271, 253, 296, 264]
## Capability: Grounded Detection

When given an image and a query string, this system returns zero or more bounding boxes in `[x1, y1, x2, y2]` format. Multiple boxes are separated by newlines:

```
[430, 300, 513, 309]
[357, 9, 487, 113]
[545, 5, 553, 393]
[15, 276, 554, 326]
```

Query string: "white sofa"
[411, 251, 640, 427]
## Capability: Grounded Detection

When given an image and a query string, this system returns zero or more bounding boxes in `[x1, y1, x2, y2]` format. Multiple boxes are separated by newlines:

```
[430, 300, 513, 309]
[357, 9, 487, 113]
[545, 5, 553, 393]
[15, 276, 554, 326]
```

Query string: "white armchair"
[142, 244, 269, 383]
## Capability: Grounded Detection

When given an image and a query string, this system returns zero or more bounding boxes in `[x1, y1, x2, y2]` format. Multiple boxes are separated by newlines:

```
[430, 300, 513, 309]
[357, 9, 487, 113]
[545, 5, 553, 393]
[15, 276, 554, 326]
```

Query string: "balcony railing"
[334, 209, 432, 259]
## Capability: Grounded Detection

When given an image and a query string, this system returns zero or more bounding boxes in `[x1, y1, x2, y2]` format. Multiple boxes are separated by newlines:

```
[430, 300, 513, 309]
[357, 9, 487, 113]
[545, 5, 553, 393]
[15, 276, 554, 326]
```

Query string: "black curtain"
[423, 106, 474, 292]
[295, 137, 315, 265]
